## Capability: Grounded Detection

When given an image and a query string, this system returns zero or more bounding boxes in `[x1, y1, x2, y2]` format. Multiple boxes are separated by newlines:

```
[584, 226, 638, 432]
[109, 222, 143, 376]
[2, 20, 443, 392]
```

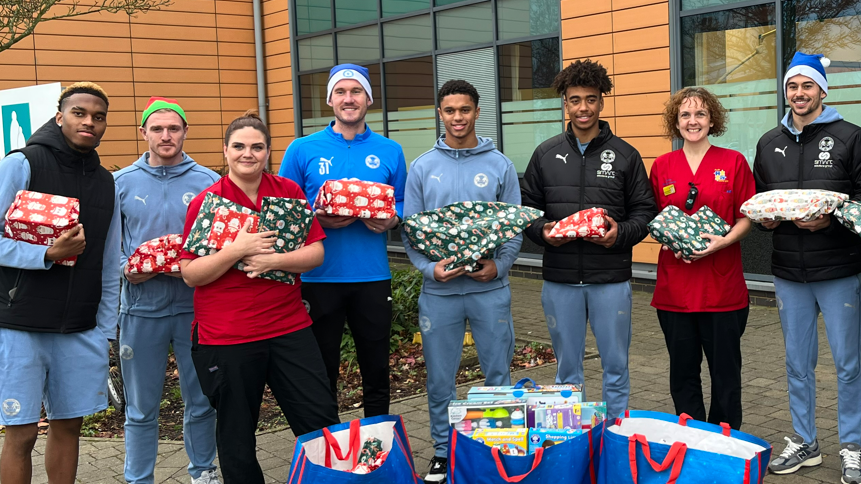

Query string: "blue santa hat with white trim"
[327, 64, 373, 103]
[783, 52, 831, 94]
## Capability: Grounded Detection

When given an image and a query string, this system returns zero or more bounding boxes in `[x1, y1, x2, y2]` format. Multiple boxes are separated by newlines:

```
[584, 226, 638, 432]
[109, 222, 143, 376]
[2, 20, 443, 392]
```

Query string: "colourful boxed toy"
[314, 179, 396, 219]
[527, 428, 585, 454]
[448, 399, 527, 434]
[471, 429, 529, 456]
[580, 402, 607, 430]
[467, 378, 583, 404]
[532, 404, 580, 429]
[4, 190, 80, 266]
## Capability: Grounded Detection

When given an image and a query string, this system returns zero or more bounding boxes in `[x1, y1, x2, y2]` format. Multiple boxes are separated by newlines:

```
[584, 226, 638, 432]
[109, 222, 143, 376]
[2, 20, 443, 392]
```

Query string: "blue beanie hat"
[327, 64, 373, 103]
[784, 52, 831, 94]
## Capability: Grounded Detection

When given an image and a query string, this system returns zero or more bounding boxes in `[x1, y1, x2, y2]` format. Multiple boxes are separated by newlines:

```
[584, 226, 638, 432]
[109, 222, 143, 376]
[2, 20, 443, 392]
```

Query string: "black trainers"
[840, 443, 861, 484]
[424, 456, 447, 483]
[769, 434, 822, 474]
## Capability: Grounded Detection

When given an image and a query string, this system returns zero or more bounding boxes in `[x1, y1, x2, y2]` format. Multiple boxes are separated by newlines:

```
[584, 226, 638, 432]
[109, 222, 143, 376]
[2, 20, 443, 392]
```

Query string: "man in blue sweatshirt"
[403, 80, 521, 484]
[279, 64, 407, 418]
[113, 98, 220, 484]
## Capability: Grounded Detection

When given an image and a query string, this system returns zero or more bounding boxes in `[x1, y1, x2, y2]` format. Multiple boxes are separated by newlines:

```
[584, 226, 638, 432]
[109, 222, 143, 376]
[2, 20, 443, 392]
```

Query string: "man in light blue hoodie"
[403, 80, 521, 484]
[113, 98, 221, 484]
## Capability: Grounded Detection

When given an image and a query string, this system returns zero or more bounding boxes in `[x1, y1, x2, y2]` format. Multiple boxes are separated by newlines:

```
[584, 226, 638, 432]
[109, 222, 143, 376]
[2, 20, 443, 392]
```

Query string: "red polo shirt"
[648, 147, 755, 313]
[181, 173, 325, 344]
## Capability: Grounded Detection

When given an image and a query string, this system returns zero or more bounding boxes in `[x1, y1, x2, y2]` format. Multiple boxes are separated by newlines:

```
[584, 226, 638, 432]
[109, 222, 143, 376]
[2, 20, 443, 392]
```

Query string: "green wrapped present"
[403, 201, 543, 272]
[835, 200, 861, 235]
[183, 192, 257, 257]
[648, 205, 731, 259]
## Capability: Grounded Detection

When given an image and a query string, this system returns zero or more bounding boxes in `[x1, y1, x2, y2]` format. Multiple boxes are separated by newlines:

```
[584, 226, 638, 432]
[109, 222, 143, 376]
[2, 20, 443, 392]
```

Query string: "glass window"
[383, 15, 432, 58]
[681, 0, 751, 10]
[335, 0, 377, 27]
[300, 72, 334, 135]
[298, 34, 335, 71]
[337, 25, 381, 63]
[437, 47, 499, 143]
[385, 57, 437, 163]
[383, 0, 429, 17]
[435, 0, 462, 5]
[296, 0, 332, 35]
[364, 64, 385, 135]
[497, 0, 560, 41]
[499, 39, 562, 172]
[436, 3, 493, 51]
[681, 4, 776, 166]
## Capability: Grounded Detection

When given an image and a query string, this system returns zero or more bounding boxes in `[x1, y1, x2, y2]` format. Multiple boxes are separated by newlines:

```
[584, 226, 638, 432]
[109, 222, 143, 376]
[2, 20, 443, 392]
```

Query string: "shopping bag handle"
[628, 434, 687, 484]
[323, 419, 361, 469]
[678, 414, 732, 436]
[512, 378, 538, 390]
[492, 446, 544, 482]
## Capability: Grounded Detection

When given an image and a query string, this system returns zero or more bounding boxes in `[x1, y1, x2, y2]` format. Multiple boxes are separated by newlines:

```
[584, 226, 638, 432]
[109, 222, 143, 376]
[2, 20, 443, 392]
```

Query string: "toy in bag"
[648, 205, 731, 260]
[835, 199, 861, 235]
[4, 190, 80, 266]
[314, 179, 397, 219]
[548, 208, 608, 238]
[740, 189, 848, 222]
[127, 234, 184, 274]
[288, 415, 421, 483]
[403, 201, 543, 272]
[598, 411, 771, 484]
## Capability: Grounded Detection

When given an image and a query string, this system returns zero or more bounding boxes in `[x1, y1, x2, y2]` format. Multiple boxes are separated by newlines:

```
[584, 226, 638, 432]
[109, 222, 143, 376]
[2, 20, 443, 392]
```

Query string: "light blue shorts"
[0, 327, 108, 425]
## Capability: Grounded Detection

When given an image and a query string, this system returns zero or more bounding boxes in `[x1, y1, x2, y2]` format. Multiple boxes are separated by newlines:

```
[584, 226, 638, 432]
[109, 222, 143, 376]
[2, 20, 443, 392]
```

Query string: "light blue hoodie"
[402, 136, 522, 296]
[113, 152, 220, 317]
[781, 104, 844, 136]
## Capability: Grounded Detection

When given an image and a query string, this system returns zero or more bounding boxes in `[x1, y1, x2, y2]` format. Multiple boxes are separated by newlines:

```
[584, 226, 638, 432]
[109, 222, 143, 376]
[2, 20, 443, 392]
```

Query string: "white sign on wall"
[0, 83, 62, 156]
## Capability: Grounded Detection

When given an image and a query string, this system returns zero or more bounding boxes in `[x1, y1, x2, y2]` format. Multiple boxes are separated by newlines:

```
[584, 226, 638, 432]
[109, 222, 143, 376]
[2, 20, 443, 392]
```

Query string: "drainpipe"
[251, 0, 269, 167]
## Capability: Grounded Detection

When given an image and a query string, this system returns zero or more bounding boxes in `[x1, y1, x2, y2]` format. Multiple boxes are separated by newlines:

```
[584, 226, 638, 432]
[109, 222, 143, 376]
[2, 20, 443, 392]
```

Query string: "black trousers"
[191, 326, 340, 484]
[302, 280, 392, 417]
[656, 307, 748, 430]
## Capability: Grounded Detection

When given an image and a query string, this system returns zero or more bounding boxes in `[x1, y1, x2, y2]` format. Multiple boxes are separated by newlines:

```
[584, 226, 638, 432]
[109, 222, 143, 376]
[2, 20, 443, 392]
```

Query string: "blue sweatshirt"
[0, 153, 121, 340]
[402, 136, 523, 296]
[279, 121, 407, 283]
[113, 152, 220, 317]
[782, 104, 844, 135]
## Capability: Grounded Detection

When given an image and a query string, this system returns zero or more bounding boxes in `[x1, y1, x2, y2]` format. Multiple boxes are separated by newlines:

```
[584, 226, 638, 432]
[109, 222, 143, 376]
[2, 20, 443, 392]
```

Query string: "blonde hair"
[58, 82, 109, 111]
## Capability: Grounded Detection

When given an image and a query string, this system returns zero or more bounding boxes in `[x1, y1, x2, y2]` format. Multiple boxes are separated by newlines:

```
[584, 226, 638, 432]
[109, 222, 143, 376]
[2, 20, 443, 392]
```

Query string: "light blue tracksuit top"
[113, 152, 220, 317]
[402, 136, 522, 296]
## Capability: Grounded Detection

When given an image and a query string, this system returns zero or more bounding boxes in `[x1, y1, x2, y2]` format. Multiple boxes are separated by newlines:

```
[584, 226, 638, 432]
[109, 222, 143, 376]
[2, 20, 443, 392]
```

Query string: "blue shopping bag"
[598, 411, 772, 484]
[287, 415, 421, 484]
[448, 421, 606, 484]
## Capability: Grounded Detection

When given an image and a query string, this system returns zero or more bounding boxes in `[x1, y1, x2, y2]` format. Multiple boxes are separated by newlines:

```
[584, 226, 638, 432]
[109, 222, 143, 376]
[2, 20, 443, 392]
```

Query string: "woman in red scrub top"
[649, 87, 755, 430]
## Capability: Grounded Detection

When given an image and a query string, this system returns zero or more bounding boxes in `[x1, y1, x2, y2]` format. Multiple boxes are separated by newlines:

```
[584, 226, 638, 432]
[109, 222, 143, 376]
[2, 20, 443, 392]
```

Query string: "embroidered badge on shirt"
[714, 169, 728, 182]
[663, 184, 675, 196]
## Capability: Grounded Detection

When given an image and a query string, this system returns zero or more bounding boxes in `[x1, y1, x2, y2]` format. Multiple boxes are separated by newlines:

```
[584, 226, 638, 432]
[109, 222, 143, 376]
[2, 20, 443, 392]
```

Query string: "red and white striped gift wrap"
[314, 179, 397, 219]
[3, 190, 80, 266]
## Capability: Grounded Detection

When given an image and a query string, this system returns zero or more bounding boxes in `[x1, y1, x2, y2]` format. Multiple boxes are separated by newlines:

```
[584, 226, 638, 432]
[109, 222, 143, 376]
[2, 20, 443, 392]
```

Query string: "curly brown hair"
[551, 59, 613, 97]
[662, 87, 728, 140]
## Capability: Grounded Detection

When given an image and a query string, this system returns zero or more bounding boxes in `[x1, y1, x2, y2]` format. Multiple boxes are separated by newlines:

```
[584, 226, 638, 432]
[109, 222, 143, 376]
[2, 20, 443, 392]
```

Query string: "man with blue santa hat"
[754, 52, 861, 483]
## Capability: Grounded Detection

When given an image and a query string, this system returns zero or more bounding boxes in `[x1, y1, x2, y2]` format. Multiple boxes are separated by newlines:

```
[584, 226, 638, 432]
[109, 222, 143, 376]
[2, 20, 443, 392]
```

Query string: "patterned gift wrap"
[648, 205, 731, 259]
[548, 207, 608, 238]
[3, 190, 80, 266]
[835, 200, 861, 235]
[209, 208, 260, 249]
[314, 179, 397, 219]
[740, 189, 849, 223]
[403, 201, 544, 272]
[183, 192, 257, 257]
[127, 234, 184, 274]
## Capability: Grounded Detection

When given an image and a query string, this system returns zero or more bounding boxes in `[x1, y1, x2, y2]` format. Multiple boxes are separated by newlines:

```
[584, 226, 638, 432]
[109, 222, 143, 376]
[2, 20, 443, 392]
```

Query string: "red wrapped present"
[3, 190, 80, 266]
[549, 207, 608, 238]
[127, 234, 184, 274]
[208, 207, 259, 249]
[314, 179, 397, 219]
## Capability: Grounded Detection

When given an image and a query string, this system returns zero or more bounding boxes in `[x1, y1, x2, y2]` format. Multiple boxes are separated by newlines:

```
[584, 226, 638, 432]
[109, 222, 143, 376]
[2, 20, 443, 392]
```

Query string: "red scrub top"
[181, 173, 326, 345]
[648, 146, 755, 313]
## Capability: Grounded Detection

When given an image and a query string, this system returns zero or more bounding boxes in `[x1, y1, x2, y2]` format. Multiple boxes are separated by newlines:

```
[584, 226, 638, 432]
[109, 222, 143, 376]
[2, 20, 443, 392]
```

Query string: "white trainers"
[191, 469, 221, 484]
[841, 443, 861, 484]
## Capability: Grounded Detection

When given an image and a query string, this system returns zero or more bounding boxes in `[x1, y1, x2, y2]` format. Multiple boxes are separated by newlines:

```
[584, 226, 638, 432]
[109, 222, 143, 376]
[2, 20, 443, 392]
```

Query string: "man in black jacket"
[0, 83, 120, 484]
[756, 53, 861, 483]
[521, 60, 657, 419]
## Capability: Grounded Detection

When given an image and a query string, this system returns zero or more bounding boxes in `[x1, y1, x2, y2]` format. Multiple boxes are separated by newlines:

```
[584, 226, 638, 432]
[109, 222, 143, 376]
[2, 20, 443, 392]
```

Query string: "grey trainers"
[191, 470, 220, 484]
[840, 443, 861, 484]
[768, 434, 822, 474]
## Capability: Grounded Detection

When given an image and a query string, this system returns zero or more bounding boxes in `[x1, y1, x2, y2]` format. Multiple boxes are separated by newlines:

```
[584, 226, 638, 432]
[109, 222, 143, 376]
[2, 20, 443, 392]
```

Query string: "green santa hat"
[141, 96, 187, 126]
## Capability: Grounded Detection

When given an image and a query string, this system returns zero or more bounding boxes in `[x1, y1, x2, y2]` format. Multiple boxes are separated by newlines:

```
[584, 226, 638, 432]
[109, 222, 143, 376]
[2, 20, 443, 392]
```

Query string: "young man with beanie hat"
[113, 97, 221, 484]
[756, 52, 861, 483]
[279, 64, 407, 417]
[0, 82, 121, 483]
[521, 60, 658, 420]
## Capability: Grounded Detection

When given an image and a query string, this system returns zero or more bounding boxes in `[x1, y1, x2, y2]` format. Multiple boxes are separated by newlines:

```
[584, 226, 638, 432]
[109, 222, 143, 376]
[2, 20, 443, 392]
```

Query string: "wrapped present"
[648, 205, 731, 259]
[3, 190, 80, 266]
[184, 192, 257, 257]
[403, 201, 543, 272]
[208, 208, 259, 249]
[548, 207, 608, 238]
[835, 200, 861, 235]
[740, 189, 848, 223]
[127, 234, 184, 274]
[314, 179, 397, 219]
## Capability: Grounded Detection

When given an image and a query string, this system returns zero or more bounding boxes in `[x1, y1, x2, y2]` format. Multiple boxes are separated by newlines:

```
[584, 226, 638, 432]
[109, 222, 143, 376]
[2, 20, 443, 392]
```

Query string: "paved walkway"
[0, 276, 846, 483]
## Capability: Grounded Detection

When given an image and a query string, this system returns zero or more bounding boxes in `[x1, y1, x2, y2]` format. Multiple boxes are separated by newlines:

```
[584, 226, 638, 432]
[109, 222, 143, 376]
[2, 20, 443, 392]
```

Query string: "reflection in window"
[295, 0, 331, 35]
[337, 25, 381, 63]
[435, 0, 462, 5]
[385, 57, 437, 164]
[383, 0, 429, 17]
[383, 15, 432, 58]
[335, 0, 377, 27]
[497, 0, 560, 41]
[298, 34, 334, 71]
[364, 64, 385, 135]
[682, 4, 776, 166]
[499, 39, 562, 172]
[436, 3, 493, 50]
[300, 72, 334, 135]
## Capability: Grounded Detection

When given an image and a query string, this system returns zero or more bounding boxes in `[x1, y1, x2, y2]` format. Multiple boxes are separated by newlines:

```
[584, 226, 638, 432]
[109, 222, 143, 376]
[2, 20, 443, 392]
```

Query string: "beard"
[790, 95, 823, 118]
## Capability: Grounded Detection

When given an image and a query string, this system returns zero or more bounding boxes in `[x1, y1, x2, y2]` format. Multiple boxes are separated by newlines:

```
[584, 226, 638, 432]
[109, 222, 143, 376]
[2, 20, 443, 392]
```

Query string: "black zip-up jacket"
[521, 121, 658, 284]
[753, 115, 861, 283]
[0, 120, 115, 333]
